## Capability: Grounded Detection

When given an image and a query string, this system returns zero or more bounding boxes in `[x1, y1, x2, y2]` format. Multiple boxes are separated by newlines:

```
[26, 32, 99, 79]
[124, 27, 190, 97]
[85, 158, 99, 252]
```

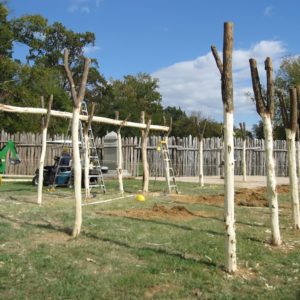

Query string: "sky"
[7, 0, 300, 130]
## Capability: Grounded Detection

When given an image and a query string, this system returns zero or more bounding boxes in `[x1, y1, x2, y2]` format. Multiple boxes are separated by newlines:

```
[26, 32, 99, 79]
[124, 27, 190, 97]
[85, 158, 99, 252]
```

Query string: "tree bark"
[83, 102, 95, 200]
[64, 49, 90, 238]
[242, 139, 246, 182]
[262, 114, 282, 244]
[37, 95, 53, 205]
[141, 111, 151, 192]
[198, 138, 204, 186]
[286, 129, 300, 229]
[0, 104, 169, 132]
[212, 22, 236, 273]
[250, 56, 281, 245]
[71, 107, 82, 237]
[224, 109, 236, 272]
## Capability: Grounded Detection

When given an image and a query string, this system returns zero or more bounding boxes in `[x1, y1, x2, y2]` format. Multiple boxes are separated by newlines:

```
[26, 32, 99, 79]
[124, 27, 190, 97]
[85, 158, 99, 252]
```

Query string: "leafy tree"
[11, 15, 95, 67]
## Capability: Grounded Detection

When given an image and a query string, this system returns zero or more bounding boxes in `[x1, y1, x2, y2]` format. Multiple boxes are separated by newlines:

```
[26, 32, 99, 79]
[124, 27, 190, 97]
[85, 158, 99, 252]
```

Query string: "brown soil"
[98, 185, 290, 221]
[98, 203, 215, 221]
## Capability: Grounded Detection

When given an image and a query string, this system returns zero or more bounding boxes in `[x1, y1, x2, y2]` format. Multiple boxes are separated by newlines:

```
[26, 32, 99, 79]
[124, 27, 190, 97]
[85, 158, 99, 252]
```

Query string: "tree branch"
[278, 91, 289, 129]
[63, 49, 78, 105]
[211, 45, 223, 75]
[249, 58, 265, 116]
[265, 57, 275, 119]
[290, 87, 298, 132]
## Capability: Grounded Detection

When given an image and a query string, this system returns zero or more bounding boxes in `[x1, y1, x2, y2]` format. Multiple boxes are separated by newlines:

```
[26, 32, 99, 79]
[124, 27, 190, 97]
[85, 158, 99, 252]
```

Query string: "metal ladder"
[159, 139, 178, 194]
[80, 101, 106, 193]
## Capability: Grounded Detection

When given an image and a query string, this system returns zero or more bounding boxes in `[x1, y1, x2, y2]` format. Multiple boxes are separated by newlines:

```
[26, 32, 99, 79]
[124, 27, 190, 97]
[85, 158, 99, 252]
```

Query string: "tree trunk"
[84, 129, 90, 199]
[141, 134, 149, 192]
[37, 95, 52, 205]
[242, 139, 247, 182]
[117, 129, 124, 195]
[297, 140, 300, 178]
[198, 138, 204, 186]
[262, 114, 282, 244]
[285, 128, 300, 229]
[224, 109, 236, 273]
[37, 127, 47, 205]
[72, 107, 82, 237]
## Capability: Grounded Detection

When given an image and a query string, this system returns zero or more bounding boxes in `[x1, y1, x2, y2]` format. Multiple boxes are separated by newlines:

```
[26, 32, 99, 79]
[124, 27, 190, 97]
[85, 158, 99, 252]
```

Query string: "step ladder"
[80, 101, 106, 193]
[159, 139, 178, 194]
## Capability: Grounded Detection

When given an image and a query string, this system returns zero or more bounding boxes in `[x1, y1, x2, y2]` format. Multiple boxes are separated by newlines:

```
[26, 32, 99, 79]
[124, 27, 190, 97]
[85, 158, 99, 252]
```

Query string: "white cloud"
[68, 0, 101, 14]
[264, 6, 273, 16]
[152, 40, 287, 128]
[83, 45, 101, 54]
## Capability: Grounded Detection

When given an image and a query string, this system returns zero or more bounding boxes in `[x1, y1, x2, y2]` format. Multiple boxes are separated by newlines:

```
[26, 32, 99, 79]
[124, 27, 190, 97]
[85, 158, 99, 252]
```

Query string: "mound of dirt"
[171, 185, 290, 208]
[98, 203, 203, 221]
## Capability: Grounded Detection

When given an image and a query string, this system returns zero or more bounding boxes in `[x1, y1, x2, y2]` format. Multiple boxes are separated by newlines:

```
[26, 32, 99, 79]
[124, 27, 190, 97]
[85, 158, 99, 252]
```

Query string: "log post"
[115, 111, 124, 195]
[83, 102, 95, 200]
[140, 111, 152, 192]
[249, 57, 281, 244]
[195, 118, 207, 186]
[211, 22, 237, 273]
[279, 89, 300, 229]
[37, 95, 53, 205]
[64, 48, 91, 238]
[239, 122, 247, 182]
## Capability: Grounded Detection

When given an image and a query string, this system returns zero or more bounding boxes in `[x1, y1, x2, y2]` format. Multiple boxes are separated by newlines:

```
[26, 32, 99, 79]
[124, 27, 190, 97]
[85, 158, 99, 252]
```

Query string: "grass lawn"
[0, 179, 299, 299]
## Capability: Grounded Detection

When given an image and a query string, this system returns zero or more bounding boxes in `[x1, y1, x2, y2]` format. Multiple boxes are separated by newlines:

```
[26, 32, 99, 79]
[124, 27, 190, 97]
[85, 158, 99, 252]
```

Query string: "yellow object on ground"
[135, 194, 145, 202]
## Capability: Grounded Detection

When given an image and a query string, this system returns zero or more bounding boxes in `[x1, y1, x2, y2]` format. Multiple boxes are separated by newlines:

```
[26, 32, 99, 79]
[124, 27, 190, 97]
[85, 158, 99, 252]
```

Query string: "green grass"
[0, 179, 299, 299]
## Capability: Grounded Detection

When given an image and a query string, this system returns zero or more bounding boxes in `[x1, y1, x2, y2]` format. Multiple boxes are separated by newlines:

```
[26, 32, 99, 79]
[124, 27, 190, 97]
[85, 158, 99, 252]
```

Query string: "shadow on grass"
[83, 231, 218, 268]
[0, 212, 218, 268]
[0, 213, 73, 235]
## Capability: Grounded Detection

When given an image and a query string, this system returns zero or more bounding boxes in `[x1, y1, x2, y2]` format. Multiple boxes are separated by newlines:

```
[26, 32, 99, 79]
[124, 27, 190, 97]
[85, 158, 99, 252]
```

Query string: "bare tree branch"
[211, 45, 223, 74]
[63, 49, 78, 105]
[290, 87, 298, 132]
[249, 58, 265, 116]
[265, 57, 275, 119]
[278, 91, 289, 129]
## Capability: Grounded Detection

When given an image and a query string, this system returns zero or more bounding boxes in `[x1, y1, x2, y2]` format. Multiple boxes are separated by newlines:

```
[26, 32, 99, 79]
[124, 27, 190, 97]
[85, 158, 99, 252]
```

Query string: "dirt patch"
[98, 203, 213, 221]
[144, 283, 178, 299]
[170, 185, 290, 208]
[30, 231, 71, 247]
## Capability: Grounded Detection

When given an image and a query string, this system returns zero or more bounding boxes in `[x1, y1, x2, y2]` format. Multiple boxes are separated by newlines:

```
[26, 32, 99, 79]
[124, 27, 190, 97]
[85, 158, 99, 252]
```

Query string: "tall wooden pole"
[37, 95, 53, 205]
[115, 111, 124, 195]
[83, 102, 95, 200]
[279, 89, 300, 229]
[211, 22, 237, 273]
[249, 57, 281, 245]
[239, 122, 247, 182]
[140, 111, 151, 192]
[64, 49, 91, 238]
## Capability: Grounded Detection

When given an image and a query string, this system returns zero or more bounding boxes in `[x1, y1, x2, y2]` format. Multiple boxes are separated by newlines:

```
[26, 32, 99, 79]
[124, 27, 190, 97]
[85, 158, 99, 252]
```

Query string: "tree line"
[0, 4, 299, 139]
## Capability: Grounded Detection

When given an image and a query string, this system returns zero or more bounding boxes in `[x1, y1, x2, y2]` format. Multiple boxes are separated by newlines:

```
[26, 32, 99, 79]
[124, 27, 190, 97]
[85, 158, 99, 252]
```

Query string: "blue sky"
[7, 0, 300, 129]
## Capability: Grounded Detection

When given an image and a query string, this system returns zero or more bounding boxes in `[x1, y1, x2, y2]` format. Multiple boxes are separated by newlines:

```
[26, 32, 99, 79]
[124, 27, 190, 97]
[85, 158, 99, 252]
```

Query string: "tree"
[64, 48, 90, 238]
[211, 22, 237, 273]
[279, 88, 300, 229]
[249, 57, 281, 246]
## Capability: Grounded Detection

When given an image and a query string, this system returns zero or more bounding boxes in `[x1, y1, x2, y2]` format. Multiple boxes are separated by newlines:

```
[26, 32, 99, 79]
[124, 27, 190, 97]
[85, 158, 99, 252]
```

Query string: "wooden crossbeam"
[0, 104, 169, 132]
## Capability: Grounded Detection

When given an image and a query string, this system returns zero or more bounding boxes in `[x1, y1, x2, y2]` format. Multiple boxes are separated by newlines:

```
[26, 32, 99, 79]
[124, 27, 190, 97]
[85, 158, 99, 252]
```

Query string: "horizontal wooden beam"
[0, 104, 169, 132]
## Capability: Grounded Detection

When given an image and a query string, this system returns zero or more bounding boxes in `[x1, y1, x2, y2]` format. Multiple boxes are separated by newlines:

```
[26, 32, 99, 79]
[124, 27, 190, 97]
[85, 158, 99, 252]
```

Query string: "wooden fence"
[0, 130, 288, 177]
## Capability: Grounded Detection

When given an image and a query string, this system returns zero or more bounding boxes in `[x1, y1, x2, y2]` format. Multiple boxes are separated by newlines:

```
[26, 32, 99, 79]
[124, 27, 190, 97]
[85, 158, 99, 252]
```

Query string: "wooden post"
[37, 95, 53, 205]
[249, 57, 282, 244]
[83, 102, 95, 200]
[239, 122, 247, 182]
[64, 48, 91, 238]
[140, 111, 151, 192]
[115, 111, 124, 195]
[279, 88, 300, 229]
[195, 118, 207, 186]
[211, 22, 237, 273]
